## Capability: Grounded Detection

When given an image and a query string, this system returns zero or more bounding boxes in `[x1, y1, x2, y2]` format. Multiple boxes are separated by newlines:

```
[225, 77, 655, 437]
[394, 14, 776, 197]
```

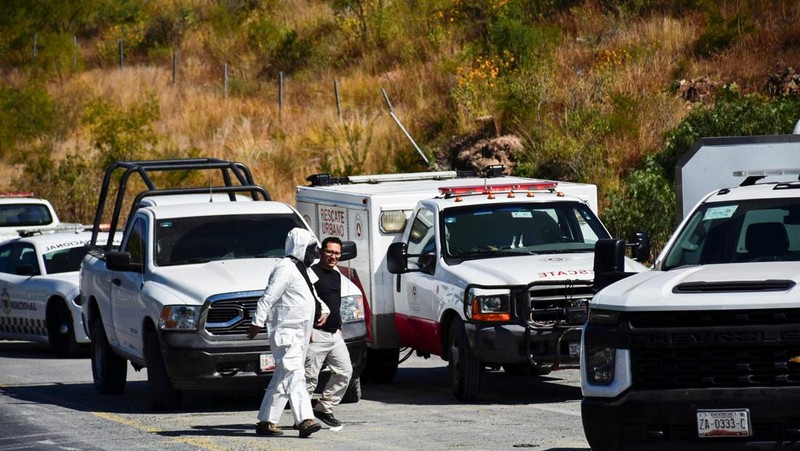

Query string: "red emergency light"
[439, 181, 558, 196]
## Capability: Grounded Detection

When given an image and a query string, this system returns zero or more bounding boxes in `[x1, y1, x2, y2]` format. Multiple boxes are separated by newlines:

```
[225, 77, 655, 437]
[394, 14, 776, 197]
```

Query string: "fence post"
[172, 51, 178, 85]
[118, 39, 124, 69]
[334, 79, 342, 122]
[223, 63, 228, 98]
[279, 71, 284, 122]
[73, 35, 78, 71]
[33, 33, 38, 61]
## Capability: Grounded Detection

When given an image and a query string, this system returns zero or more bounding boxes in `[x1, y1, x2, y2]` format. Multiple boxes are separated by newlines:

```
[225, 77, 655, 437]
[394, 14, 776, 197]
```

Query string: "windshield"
[662, 198, 800, 269]
[44, 246, 90, 274]
[155, 213, 305, 266]
[0, 204, 54, 227]
[443, 202, 607, 259]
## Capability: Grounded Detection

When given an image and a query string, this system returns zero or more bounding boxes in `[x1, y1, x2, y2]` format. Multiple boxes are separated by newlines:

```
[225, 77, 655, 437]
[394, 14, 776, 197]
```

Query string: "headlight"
[159, 305, 200, 330]
[340, 295, 365, 323]
[585, 346, 616, 385]
[588, 308, 620, 325]
[467, 288, 511, 322]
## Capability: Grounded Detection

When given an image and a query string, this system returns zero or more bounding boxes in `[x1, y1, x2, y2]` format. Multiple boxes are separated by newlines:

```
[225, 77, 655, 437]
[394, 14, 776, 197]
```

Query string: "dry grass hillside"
[3, 0, 800, 243]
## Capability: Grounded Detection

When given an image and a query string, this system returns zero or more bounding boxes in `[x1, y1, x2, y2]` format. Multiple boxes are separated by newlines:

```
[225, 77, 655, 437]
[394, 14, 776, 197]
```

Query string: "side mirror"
[340, 241, 357, 262]
[630, 232, 650, 263]
[387, 242, 409, 274]
[106, 251, 142, 272]
[594, 239, 631, 291]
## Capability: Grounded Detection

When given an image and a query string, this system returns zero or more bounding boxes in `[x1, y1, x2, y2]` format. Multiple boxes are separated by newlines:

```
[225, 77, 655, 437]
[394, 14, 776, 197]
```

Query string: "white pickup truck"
[80, 159, 366, 410]
[0, 194, 63, 242]
[582, 141, 800, 449]
[296, 166, 649, 401]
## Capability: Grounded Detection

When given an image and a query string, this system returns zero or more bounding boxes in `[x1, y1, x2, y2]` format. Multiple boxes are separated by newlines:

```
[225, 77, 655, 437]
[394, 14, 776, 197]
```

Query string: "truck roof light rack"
[90, 158, 269, 251]
[439, 181, 558, 197]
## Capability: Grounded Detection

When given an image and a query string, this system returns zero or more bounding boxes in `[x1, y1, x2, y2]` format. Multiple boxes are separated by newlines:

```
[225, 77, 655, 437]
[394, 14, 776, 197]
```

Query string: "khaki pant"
[305, 329, 352, 414]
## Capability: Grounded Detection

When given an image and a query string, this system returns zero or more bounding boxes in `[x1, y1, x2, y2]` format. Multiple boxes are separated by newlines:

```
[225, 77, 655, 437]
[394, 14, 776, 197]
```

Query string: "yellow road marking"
[92, 412, 225, 451]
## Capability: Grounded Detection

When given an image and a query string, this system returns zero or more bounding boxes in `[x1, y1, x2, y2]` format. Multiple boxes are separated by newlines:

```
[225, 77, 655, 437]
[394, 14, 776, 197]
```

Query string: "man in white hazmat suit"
[247, 228, 330, 438]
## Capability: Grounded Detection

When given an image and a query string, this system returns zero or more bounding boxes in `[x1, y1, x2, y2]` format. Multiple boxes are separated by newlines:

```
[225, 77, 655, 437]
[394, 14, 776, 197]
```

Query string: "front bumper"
[582, 387, 800, 451]
[160, 332, 273, 390]
[465, 322, 582, 367]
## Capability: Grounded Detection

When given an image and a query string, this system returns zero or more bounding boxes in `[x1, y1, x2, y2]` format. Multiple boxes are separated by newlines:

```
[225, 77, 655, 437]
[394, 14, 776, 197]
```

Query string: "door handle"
[112, 278, 121, 286]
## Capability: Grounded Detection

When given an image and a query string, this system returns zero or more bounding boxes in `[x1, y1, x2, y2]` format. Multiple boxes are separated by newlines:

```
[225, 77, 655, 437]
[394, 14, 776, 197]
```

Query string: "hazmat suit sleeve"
[251, 261, 292, 327]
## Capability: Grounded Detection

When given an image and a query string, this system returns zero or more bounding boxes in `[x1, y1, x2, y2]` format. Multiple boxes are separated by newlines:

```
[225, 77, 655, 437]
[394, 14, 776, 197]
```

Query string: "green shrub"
[0, 84, 55, 158]
[694, 8, 753, 57]
[602, 155, 676, 254]
[658, 86, 800, 182]
[16, 152, 99, 223]
[83, 92, 161, 168]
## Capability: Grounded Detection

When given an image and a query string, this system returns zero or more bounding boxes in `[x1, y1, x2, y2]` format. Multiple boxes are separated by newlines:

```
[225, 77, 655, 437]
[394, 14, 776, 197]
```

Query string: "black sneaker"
[298, 419, 321, 438]
[313, 409, 342, 427]
[256, 421, 283, 436]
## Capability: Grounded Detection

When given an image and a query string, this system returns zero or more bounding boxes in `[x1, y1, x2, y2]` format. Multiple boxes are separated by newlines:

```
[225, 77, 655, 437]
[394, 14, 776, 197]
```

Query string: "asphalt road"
[0, 341, 590, 450]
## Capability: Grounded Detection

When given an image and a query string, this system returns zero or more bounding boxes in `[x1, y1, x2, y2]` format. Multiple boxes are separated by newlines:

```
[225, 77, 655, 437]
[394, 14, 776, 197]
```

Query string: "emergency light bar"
[733, 169, 800, 177]
[439, 181, 558, 196]
[348, 171, 458, 184]
[733, 169, 800, 187]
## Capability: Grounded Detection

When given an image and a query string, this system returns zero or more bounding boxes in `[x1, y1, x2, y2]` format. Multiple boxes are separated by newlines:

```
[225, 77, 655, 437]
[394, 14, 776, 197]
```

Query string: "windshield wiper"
[453, 249, 526, 259]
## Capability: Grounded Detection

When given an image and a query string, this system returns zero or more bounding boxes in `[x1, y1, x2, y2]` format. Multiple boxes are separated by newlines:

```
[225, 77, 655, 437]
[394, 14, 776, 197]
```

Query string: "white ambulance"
[296, 167, 648, 401]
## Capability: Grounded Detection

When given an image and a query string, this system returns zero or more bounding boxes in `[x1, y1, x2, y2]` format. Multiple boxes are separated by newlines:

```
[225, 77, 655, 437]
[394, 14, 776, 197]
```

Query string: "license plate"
[568, 341, 581, 357]
[697, 409, 751, 437]
[259, 353, 276, 372]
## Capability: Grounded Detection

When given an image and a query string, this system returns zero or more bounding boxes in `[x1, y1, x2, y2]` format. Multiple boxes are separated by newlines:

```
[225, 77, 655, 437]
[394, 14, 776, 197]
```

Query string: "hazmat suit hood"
[285, 227, 320, 266]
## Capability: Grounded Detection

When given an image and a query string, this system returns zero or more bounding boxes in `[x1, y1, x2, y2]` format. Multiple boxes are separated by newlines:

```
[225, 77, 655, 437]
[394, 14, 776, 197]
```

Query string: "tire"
[91, 318, 127, 394]
[144, 328, 182, 411]
[364, 348, 399, 383]
[341, 376, 361, 403]
[46, 300, 80, 358]
[448, 318, 481, 402]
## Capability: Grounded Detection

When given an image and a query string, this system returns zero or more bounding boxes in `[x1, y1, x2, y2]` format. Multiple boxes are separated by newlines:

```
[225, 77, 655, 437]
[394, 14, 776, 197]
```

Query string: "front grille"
[632, 347, 800, 388]
[527, 281, 592, 325]
[204, 296, 260, 336]
[626, 308, 800, 390]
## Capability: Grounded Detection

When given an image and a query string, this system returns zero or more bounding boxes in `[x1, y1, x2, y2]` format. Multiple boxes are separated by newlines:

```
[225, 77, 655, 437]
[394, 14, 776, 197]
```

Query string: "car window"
[0, 244, 12, 273]
[44, 246, 88, 274]
[8, 244, 40, 276]
[125, 218, 146, 267]
[0, 204, 53, 227]
[407, 208, 436, 271]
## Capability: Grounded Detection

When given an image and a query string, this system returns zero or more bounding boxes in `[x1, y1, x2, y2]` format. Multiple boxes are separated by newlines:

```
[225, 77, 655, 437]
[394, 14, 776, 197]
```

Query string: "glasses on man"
[323, 249, 341, 257]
